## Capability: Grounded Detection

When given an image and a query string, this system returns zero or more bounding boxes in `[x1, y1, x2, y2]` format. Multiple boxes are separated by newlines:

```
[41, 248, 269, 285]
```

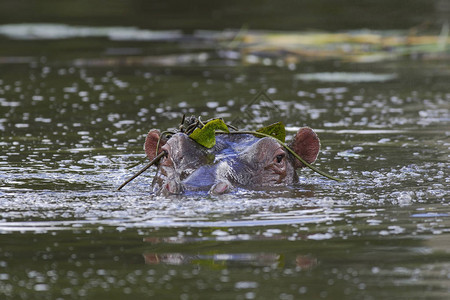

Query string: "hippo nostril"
[165, 180, 183, 194]
[210, 181, 232, 195]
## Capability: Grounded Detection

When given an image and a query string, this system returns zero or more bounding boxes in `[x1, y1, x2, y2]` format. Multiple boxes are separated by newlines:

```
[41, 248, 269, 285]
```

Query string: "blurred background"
[0, 0, 448, 30]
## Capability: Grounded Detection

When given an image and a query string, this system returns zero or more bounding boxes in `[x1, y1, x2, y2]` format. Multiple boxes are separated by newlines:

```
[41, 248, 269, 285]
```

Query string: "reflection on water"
[0, 223, 449, 299]
[144, 253, 287, 268]
[143, 252, 318, 270]
[143, 234, 318, 269]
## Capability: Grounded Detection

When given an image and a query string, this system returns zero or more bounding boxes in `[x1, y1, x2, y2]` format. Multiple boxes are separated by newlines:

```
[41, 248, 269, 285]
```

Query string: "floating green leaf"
[256, 122, 286, 143]
[189, 119, 229, 148]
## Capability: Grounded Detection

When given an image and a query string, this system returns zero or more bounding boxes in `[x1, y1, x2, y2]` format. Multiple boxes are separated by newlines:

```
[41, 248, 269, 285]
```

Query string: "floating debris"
[218, 28, 450, 64]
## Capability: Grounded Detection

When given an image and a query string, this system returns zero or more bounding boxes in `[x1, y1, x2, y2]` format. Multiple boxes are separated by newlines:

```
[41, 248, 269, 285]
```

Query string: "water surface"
[1, 2, 450, 299]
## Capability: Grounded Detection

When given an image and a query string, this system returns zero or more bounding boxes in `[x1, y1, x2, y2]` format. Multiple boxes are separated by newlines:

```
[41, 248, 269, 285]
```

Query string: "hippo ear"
[289, 127, 320, 169]
[144, 129, 166, 161]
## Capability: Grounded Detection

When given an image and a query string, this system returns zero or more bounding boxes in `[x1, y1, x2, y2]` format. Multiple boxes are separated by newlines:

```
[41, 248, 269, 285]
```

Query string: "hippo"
[144, 126, 320, 195]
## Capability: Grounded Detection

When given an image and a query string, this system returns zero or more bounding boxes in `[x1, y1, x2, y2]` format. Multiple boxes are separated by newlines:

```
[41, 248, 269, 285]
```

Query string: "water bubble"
[235, 281, 258, 289]
[378, 138, 391, 144]
[307, 233, 333, 240]
[34, 284, 49, 291]
[206, 101, 219, 109]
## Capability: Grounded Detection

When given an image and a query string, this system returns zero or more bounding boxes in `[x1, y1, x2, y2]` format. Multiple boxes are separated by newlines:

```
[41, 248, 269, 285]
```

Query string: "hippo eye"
[275, 153, 285, 164]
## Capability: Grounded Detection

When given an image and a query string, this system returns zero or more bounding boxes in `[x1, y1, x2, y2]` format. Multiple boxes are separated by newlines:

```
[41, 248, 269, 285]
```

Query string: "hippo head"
[144, 128, 320, 195]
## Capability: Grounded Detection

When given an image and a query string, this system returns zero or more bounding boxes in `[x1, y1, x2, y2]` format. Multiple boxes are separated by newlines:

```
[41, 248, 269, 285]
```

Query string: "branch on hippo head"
[181, 116, 341, 182]
[155, 131, 175, 157]
[117, 150, 167, 191]
[118, 116, 341, 192]
[218, 130, 342, 182]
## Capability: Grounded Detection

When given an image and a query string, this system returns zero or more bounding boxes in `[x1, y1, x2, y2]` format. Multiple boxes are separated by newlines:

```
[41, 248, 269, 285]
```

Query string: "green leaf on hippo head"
[256, 122, 286, 143]
[189, 118, 230, 148]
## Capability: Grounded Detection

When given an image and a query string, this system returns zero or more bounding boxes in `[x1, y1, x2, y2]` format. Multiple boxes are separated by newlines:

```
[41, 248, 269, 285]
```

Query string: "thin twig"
[155, 131, 174, 157]
[185, 120, 199, 135]
[227, 123, 238, 131]
[126, 157, 148, 169]
[218, 130, 342, 182]
[198, 116, 206, 127]
[117, 151, 167, 191]
[178, 114, 186, 132]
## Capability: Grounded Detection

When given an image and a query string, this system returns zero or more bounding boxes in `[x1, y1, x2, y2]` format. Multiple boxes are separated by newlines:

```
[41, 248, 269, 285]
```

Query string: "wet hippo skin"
[145, 128, 320, 195]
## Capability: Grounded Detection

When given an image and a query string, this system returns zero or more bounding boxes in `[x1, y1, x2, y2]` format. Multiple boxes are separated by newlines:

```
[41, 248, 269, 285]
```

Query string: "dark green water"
[1, 1, 449, 299]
